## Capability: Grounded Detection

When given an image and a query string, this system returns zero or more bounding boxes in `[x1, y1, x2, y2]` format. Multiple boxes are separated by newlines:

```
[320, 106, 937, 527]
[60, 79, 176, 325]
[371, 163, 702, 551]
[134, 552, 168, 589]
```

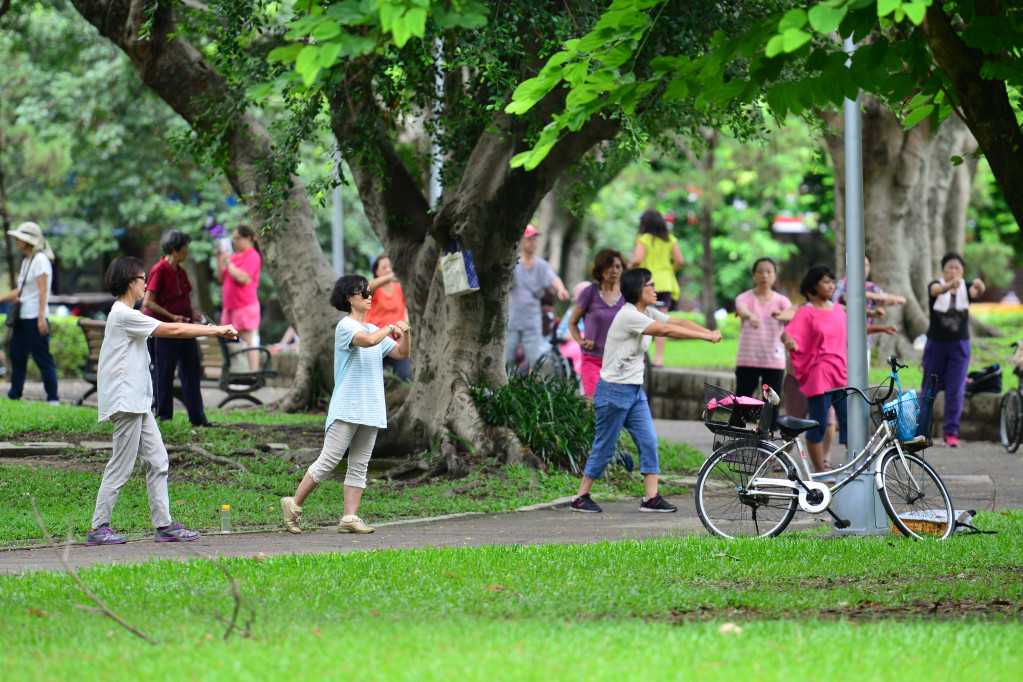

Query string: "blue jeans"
[7, 317, 59, 401]
[583, 380, 659, 479]
[805, 392, 847, 445]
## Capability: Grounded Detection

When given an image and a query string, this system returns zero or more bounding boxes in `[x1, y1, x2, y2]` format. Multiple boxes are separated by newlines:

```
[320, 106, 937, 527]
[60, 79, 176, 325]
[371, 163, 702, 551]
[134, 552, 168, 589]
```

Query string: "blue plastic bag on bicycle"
[884, 390, 919, 441]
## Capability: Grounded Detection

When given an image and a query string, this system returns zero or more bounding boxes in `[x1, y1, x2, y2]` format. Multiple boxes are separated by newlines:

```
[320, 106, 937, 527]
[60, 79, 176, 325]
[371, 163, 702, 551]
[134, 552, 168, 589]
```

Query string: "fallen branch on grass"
[29, 497, 156, 645]
[166, 444, 250, 474]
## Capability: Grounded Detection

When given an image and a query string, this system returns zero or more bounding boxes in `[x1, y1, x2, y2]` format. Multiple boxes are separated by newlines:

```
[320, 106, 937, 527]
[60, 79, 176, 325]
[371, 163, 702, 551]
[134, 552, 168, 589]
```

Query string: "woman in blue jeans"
[1, 222, 59, 403]
[570, 268, 721, 513]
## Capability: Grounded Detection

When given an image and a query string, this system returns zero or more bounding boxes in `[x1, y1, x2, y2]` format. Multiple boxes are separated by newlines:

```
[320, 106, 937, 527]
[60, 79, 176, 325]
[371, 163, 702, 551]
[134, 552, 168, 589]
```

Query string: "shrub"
[467, 372, 594, 473]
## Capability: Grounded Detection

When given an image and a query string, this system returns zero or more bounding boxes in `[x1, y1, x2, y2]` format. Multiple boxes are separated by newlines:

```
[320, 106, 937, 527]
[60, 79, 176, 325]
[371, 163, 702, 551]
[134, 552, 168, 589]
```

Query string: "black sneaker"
[570, 494, 602, 513]
[639, 495, 677, 513]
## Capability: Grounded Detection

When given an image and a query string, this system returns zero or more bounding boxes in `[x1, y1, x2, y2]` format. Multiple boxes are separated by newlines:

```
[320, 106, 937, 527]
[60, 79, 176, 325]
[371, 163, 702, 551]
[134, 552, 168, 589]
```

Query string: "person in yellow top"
[628, 209, 683, 367]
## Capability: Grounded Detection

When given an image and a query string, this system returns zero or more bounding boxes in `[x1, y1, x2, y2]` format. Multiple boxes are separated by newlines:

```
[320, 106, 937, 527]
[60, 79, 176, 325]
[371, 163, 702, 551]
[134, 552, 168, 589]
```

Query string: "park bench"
[75, 318, 278, 408]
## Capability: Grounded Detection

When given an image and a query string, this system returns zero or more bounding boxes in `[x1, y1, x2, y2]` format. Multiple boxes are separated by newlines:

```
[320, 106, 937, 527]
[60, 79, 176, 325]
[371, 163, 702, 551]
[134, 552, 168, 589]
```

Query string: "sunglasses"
[353, 288, 371, 299]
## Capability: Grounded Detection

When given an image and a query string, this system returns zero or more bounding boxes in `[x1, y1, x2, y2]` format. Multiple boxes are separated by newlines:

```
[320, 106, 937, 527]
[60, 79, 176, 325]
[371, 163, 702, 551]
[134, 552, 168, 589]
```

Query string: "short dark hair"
[941, 251, 965, 269]
[160, 229, 191, 255]
[621, 268, 651, 304]
[104, 256, 147, 297]
[330, 274, 369, 312]
[591, 249, 625, 285]
[371, 253, 389, 277]
[799, 264, 835, 299]
[638, 209, 669, 241]
[751, 257, 776, 275]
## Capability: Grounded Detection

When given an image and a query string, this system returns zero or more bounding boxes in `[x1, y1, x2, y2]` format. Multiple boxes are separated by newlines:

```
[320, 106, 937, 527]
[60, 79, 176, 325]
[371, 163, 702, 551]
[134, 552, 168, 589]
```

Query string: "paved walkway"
[2, 383, 1021, 574]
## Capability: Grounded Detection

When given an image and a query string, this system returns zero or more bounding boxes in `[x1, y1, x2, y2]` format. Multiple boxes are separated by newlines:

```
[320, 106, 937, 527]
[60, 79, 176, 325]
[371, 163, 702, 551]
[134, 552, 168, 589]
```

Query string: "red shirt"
[144, 258, 193, 320]
[365, 282, 407, 328]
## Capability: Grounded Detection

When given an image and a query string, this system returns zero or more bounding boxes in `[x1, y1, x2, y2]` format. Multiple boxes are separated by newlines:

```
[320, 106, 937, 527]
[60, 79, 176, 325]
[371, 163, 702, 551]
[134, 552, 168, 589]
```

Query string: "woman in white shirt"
[85, 257, 238, 546]
[1, 222, 59, 403]
[570, 268, 721, 514]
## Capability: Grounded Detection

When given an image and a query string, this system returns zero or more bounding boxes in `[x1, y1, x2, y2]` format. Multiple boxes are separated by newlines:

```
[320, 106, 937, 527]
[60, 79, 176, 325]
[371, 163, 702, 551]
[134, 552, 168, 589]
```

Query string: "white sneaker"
[280, 496, 303, 534]
[338, 515, 374, 534]
[47, 400, 60, 406]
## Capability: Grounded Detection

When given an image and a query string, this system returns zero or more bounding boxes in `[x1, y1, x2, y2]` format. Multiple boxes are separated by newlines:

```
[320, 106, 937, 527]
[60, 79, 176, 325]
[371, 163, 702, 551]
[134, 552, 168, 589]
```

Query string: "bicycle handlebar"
[822, 355, 909, 407]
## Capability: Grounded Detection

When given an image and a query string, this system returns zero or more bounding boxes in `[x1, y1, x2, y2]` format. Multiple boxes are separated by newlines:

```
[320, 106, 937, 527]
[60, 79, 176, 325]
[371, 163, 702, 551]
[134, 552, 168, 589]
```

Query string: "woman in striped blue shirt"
[280, 274, 410, 534]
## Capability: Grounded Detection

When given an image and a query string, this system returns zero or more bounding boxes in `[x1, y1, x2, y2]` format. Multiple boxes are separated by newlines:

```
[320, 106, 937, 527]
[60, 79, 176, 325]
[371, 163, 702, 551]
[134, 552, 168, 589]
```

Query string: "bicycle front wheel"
[878, 449, 955, 540]
[695, 439, 798, 539]
[998, 389, 1022, 453]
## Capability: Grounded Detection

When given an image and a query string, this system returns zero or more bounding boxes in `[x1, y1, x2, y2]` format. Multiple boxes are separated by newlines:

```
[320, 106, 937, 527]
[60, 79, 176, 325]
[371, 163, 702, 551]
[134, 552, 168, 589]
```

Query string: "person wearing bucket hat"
[1, 222, 59, 403]
[506, 223, 570, 372]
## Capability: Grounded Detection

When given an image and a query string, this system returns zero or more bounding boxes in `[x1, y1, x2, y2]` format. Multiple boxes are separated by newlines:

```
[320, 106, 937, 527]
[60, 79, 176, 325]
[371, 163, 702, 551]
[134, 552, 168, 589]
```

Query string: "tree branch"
[167, 444, 250, 474]
[30, 498, 157, 645]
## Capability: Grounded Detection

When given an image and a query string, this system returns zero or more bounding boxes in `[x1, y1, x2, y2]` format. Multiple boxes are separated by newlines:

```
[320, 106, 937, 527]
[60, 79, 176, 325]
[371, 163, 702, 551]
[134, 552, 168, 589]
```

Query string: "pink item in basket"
[706, 394, 764, 411]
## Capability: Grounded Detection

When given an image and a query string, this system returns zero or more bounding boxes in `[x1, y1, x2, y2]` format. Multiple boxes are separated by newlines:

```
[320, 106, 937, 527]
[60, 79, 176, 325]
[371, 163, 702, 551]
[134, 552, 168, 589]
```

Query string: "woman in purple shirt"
[568, 249, 626, 397]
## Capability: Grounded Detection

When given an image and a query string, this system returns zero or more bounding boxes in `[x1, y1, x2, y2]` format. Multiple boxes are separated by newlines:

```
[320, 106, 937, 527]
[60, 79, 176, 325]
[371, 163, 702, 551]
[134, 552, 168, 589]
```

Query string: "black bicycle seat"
[776, 414, 820, 438]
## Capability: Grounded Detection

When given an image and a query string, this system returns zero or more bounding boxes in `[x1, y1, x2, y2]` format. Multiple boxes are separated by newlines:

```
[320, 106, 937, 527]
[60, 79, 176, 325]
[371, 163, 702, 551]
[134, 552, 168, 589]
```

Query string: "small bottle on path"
[220, 504, 232, 533]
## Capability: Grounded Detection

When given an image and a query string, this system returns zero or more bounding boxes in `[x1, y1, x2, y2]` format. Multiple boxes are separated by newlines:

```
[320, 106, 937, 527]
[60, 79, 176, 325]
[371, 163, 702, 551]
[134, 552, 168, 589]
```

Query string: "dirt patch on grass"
[665, 597, 1023, 623]
[7, 422, 325, 450]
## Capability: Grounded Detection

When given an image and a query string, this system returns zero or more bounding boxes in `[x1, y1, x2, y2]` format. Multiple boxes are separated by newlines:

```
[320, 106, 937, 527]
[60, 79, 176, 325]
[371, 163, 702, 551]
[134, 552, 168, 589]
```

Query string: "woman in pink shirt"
[216, 224, 262, 370]
[734, 257, 790, 398]
[782, 265, 896, 474]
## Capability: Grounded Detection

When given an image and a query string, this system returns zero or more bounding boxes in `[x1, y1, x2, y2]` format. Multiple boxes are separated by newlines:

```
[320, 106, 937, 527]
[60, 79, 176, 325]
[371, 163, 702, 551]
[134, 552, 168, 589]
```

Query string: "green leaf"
[903, 1, 928, 24]
[778, 8, 808, 32]
[379, 0, 401, 32]
[267, 43, 304, 64]
[245, 82, 274, 100]
[318, 40, 342, 68]
[663, 77, 689, 102]
[901, 104, 934, 128]
[782, 28, 812, 53]
[808, 4, 848, 34]
[326, 1, 370, 24]
[877, 0, 902, 18]
[600, 42, 634, 68]
[565, 85, 600, 110]
[392, 18, 412, 47]
[295, 45, 322, 87]
[765, 86, 789, 119]
[405, 8, 427, 37]
[312, 21, 342, 41]
[563, 61, 590, 87]
[765, 34, 786, 58]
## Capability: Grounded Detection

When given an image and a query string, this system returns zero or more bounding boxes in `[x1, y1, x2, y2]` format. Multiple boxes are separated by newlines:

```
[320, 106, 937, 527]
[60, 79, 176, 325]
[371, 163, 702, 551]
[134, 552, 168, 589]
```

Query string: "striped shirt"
[325, 316, 397, 431]
[734, 290, 791, 370]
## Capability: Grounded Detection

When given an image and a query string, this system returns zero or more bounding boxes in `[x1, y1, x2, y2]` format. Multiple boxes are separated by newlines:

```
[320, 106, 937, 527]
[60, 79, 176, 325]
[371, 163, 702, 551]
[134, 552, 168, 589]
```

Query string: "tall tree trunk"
[332, 71, 619, 461]
[823, 95, 978, 360]
[698, 130, 719, 329]
[70, 0, 337, 411]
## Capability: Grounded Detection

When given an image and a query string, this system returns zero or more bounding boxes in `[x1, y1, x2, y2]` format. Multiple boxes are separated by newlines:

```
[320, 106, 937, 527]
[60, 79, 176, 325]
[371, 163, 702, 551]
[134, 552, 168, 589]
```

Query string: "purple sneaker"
[154, 522, 200, 542]
[85, 527, 127, 546]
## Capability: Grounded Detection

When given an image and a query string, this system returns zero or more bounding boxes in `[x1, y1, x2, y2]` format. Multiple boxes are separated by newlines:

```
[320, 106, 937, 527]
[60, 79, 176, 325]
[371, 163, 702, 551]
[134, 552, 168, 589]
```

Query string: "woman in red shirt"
[216, 225, 262, 370]
[366, 254, 410, 381]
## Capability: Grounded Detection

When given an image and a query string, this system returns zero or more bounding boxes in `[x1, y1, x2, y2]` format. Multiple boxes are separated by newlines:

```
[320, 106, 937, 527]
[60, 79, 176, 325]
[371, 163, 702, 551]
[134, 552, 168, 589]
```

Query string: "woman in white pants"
[85, 257, 238, 546]
[280, 274, 410, 534]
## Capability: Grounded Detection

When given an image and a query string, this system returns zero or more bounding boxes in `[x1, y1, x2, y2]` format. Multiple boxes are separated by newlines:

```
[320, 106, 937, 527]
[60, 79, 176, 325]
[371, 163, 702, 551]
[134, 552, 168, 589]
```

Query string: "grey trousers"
[90, 411, 172, 530]
[307, 419, 378, 488]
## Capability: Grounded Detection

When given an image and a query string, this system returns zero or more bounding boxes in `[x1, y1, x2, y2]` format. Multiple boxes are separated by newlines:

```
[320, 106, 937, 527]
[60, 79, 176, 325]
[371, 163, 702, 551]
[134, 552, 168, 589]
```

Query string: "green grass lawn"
[2, 512, 1021, 680]
[0, 402, 704, 546]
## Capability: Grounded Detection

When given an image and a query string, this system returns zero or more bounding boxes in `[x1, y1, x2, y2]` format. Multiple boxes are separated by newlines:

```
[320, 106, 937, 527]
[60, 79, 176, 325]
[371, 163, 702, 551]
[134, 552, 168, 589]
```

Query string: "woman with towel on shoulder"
[922, 252, 985, 448]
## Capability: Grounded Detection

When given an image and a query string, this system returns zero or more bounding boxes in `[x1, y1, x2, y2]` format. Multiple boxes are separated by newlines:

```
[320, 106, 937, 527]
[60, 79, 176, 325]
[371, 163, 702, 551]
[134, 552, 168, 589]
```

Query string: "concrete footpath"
[3, 404, 1020, 574]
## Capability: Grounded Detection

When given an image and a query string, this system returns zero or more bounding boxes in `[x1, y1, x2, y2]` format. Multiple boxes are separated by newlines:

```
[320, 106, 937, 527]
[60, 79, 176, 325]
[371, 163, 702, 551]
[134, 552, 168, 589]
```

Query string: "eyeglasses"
[354, 288, 371, 299]
[133, 275, 147, 284]
[643, 282, 656, 289]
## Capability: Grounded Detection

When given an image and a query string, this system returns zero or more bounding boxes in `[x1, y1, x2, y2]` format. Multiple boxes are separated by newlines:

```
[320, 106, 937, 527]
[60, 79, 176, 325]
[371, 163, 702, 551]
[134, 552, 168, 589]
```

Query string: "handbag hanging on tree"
[439, 235, 480, 298]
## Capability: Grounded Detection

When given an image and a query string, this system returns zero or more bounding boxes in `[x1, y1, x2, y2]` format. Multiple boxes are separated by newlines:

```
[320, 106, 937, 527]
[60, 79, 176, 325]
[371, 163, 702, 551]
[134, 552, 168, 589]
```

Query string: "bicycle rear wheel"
[998, 389, 1022, 453]
[878, 449, 955, 540]
[695, 439, 798, 538]
[534, 351, 573, 383]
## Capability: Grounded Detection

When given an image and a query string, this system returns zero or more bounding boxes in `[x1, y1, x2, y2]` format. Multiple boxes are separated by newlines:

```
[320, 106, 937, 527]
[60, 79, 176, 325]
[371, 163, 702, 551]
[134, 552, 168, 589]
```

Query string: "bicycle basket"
[703, 384, 763, 432]
[883, 390, 920, 441]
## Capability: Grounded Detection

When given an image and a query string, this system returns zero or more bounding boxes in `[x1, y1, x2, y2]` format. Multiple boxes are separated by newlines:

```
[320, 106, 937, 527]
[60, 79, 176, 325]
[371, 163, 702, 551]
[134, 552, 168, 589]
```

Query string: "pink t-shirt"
[222, 247, 261, 310]
[734, 290, 790, 370]
[785, 304, 847, 397]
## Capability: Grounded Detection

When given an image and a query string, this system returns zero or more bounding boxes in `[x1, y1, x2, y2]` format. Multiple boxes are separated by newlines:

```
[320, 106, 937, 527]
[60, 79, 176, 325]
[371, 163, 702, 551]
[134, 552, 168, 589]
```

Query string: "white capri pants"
[306, 419, 378, 488]
[91, 411, 172, 530]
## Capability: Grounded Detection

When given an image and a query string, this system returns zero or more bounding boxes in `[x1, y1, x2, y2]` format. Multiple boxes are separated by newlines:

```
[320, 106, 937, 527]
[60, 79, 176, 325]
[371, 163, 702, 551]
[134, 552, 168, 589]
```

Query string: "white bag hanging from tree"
[440, 235, 480, 297]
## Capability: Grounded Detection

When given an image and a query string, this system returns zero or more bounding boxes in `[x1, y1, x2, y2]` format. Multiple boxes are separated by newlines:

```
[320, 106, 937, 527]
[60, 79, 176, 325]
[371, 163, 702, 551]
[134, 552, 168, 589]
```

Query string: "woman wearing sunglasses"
[280, 274, 410, 534]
